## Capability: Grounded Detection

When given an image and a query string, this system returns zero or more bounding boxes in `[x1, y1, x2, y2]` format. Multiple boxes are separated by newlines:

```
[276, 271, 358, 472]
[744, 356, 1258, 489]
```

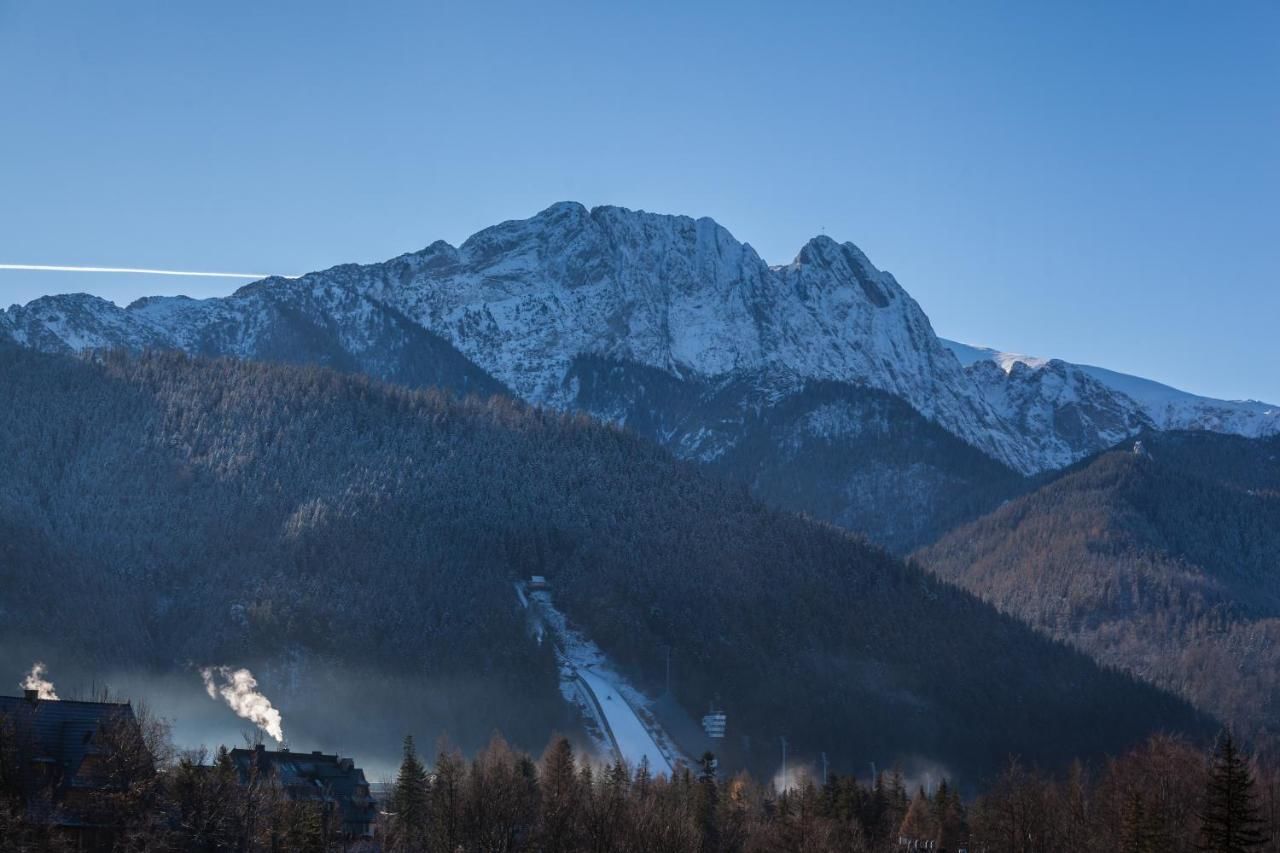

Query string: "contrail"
[0, 264, 297, 279]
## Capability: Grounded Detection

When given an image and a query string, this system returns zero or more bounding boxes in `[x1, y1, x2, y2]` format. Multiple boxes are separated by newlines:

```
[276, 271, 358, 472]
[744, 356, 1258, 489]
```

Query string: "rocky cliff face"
[946, 340, 1280, 470]
[334, 202, 1034, 470]
[963, 357, 1154, 469]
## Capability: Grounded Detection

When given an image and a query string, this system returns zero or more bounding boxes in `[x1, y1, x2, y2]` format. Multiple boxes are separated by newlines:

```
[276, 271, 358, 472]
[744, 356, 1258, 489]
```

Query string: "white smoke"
[21, 662, 58, 700]
[199, 666, 284, 742]
[773, 762, 816, 794]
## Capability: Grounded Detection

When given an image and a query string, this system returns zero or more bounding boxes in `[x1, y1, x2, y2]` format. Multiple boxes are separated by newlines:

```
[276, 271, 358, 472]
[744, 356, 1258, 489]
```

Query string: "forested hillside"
[0, 347, 1210, 777]
[568, 356, 1026, 552]
[917, 431, 1280, 753]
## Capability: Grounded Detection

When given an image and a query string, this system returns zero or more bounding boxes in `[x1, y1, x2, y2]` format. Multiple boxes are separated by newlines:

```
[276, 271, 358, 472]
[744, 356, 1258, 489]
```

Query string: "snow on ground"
[576, 667, 673, 776]
[523, 586, 682, 775]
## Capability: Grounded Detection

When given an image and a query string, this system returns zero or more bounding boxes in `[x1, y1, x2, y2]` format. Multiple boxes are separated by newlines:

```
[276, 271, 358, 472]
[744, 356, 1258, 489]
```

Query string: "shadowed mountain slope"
[0, 347, 1209, 777]
[917, 431, 1280, 753]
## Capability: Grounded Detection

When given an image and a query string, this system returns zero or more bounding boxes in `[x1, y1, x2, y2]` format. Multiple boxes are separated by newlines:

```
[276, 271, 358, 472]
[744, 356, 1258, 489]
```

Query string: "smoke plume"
[200, 666, 284, 742]
[21, 662, 59, 700]
[772, 761, 816, 794]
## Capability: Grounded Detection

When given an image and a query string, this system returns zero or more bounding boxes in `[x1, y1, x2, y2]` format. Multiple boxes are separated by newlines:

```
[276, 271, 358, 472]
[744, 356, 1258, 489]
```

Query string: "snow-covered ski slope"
[518, 583, 680, 774]
[576, 667, 672, 775]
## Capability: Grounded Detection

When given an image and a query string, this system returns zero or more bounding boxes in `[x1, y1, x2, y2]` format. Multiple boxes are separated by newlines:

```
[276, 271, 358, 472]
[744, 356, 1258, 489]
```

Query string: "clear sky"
[1, 1, 1276, 401]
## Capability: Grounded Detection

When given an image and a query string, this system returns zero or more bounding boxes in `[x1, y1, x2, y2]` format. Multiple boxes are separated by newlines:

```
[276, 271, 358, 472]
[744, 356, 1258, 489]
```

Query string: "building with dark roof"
[0, 689, 145, 850]
[228, 744, 378, 839]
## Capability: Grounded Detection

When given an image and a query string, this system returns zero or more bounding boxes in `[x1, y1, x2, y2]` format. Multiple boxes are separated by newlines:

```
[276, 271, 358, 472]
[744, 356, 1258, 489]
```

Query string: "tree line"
[2, 705, 1275, 852]
[381, 729, 1277, 853]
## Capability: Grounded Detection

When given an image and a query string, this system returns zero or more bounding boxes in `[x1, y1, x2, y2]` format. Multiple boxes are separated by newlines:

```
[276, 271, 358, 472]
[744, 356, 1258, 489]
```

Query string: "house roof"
[228, 746, 377, 828]
[0, 694, 135, 781]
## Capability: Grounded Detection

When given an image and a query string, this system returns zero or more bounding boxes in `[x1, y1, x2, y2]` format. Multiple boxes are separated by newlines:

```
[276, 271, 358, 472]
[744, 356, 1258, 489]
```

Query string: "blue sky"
[1, 1, 1276, 401]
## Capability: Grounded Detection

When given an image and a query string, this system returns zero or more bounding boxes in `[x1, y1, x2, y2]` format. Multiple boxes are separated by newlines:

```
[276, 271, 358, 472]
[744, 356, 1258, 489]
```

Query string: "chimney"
[23, 689, 38, 703]
[254, 744, 266, 754]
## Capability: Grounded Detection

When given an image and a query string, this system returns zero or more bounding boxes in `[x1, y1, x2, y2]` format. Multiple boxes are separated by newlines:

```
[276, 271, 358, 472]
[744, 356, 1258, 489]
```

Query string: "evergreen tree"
[633, 755, 653, 800]
[605, 758, 630, 802]
[931, 779, 967, 850]
[883, 768, 909, 842]
[865, 771, 889, 844]
[1199, 731, 1266, 852]
[280, 801, 329, 853]
[899, 786, 935, 844]
[695, 752, 720, 853]
[390, 735, 430, 851]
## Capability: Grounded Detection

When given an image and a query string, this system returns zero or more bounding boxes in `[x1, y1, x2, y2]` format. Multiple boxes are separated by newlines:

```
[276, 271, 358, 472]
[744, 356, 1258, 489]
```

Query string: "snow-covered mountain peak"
[6, 203, 1274, 477]
[352, 203, 1033, 467]
[788, 236, 896, 308]
[945, 340, 1051, 373]
[943, 339, 1280, 461]
[4, 203, 1036, 468]
[417, 239, 460, 259]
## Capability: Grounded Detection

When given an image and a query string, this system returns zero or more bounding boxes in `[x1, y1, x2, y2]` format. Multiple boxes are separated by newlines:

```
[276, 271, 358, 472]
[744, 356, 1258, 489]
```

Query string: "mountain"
[0, 286, 505, 398]
[3, 203, 1274, 550]
[358, 203, 1029, 467]
[0, 204, 1031, 471]
[0, 205, 1049, 551]
[945, 340, 1280, 469]
[0, 346, 1210, 777]
[916, 430, 1280, 753]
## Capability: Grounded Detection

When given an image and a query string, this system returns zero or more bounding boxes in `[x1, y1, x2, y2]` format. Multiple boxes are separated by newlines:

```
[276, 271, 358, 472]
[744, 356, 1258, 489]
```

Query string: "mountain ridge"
[915, 429, 1280, 752]
[945, 339, 1280, 468]
[0, 203, 1033, 472]
[3, 202, 1275, 500]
